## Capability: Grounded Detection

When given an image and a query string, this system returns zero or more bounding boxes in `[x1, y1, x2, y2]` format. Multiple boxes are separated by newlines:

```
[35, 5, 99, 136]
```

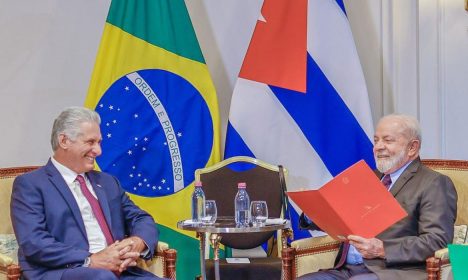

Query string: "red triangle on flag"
[239, 0, 308, 93]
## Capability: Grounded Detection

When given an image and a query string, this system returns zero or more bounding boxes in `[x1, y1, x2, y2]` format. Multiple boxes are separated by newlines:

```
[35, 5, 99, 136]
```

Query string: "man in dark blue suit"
[11, 107, 167, 280]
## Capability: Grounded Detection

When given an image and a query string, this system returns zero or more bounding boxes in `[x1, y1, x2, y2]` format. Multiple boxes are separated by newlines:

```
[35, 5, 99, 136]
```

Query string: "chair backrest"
[422, 159, 468, 226]
[0, 167, 38, 235]
[195, 156, 287, 249]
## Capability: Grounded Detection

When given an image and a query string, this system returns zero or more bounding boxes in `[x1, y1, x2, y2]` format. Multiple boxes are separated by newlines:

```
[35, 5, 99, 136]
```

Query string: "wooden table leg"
[209, 233, 222, 280]
[197, 232, 207, 280]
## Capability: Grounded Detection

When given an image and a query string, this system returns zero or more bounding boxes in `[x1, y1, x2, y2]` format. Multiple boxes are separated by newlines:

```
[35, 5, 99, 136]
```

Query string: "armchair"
[281, 159, 468, 280]
[424, 159, 468, 280]
[0, 166, 177, 280]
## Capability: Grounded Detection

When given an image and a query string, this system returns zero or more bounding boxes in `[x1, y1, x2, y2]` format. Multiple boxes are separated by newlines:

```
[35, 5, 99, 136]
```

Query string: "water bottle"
[235, 182, 250, 227]
[191, 181, 205, 223]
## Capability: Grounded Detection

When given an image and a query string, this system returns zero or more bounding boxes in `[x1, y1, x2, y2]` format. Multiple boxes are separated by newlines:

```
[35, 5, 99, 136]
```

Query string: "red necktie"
[382, 174, 392, 189]
[76, 175, 114, 245]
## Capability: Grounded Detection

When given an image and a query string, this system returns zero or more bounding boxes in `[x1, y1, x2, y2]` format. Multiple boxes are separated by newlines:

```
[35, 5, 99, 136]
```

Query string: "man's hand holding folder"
[347, 235, 385, 258]
[287, 160, 407, 241]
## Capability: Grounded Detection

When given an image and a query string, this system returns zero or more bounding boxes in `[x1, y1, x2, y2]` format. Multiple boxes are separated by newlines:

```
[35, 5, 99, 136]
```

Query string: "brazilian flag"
[85, 1, 220, 279]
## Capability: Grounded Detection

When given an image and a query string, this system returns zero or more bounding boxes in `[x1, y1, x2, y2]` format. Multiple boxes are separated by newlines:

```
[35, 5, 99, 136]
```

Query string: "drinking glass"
[250, 201, 268, 226]
[202, 200, 217, 225]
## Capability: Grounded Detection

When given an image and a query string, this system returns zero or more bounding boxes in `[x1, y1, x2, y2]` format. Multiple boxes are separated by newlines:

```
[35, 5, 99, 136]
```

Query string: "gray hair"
[51, 107, 101, 151]
[379, 114, 422, 143]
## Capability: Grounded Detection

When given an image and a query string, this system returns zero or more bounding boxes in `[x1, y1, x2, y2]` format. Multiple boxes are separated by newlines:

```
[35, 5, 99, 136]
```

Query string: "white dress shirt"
[51, 157, 107, 253]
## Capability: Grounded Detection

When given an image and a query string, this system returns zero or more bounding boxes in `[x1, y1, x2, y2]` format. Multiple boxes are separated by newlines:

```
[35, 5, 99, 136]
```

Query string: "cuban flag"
[225, 0, 376, 240]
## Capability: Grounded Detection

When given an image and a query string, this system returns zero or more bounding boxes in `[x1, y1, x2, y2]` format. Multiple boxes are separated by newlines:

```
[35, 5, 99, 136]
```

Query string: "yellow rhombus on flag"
[85, 0, 220, 279]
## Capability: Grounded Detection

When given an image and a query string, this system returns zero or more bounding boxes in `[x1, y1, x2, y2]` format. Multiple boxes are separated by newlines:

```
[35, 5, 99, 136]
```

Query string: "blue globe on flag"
[95, 69, 213, 197]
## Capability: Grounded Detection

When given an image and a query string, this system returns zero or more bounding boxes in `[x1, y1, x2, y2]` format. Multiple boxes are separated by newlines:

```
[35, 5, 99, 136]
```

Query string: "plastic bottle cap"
[195, 181, 202, 187]
[238, 182, 246, 188]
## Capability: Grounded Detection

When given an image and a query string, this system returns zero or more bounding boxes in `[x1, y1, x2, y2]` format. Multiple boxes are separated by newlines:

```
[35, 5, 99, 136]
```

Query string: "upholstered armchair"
[281, 159, 468, 280]
[281, 235, 340, 280]
[424, 159, 468, 280]
[0, 166, 177, 280]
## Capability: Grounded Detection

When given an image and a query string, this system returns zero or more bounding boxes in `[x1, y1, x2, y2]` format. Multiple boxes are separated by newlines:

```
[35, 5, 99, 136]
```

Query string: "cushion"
[0, 234, 18, 264]
[453, 224, 468, 244]
[0, 177, 15, 234]
[433, 224, 468, 260]
[433, 168, 468, 225]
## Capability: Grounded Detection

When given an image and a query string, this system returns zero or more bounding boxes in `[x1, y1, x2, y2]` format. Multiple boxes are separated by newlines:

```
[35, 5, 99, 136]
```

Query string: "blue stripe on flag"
[224, 121, 255, 159]
[335, 0, 347, 16]
[271, 54, 375, 176]
[289, 204, 312, 239]
[224, 122, 260, 171]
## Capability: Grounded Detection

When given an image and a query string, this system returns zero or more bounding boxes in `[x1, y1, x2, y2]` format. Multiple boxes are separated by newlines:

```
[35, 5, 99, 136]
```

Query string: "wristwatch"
[83, 256, 91, 267]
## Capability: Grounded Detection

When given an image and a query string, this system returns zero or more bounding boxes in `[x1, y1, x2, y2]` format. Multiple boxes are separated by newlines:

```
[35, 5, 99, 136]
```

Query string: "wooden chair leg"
[164, 249, 177, 279]
[426, 257, 440, 280]
[282, 247, 295, 280]
[7, 264, 21, 280]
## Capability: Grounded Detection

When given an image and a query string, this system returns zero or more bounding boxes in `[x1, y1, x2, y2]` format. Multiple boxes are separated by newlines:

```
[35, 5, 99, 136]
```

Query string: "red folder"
[287, 160, 407, 240]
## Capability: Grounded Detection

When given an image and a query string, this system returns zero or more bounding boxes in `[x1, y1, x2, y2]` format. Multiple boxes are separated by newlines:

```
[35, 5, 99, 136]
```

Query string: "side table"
[177, 216, 291, 280]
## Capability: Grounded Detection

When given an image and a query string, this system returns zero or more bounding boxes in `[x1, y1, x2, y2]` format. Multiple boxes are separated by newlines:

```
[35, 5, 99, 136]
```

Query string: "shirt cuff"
[140, 240, 150, 258]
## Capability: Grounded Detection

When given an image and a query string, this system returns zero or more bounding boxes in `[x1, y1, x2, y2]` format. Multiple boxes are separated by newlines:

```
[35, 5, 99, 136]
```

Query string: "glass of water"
[250, 201, 268, 226]
[202, 200, 217, 225]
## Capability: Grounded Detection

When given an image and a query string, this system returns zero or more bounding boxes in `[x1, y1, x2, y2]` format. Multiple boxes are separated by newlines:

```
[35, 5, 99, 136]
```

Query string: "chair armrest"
[426, 249, 452, 280]
[0, 253, 13, 267]
[290, 235, 339, 250]
[156, 241, 169, 252]
[0, 254, 20, 280]
[138, 242, 177, 280]
[426, 256, 451, 280]
[282, 235, 340, 279]
[434, 248, 449, 260]
[425, 224, 468, 280]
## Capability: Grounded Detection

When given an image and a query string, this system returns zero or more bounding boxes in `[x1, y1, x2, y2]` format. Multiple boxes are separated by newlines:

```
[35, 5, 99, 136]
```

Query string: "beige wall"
[337, 0, 468, 159]
[1, 0, 467, 167]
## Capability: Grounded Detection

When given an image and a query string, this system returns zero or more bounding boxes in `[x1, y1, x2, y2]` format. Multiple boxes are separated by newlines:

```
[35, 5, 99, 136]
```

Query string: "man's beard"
[375, 149, 407, 174]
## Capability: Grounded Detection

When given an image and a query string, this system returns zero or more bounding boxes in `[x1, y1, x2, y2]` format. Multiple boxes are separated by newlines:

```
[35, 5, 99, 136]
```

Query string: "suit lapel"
[45, 160, 88, 240]
[389, 158, 420, 197]
[87, 172, 113, 231]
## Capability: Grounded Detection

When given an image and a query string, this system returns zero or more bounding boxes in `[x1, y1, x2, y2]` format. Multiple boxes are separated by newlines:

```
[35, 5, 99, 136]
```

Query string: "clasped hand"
[347, 235, 385, 259]
[89, 236, 146, 272]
